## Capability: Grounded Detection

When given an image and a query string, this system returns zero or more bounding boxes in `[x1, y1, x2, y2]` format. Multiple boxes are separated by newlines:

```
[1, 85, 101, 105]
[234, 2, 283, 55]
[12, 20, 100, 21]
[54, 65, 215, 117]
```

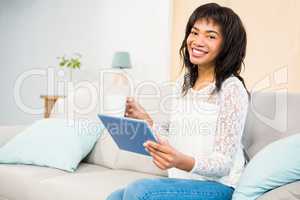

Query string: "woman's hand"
[143, 136, 195, 171]
[124, 97, 153, 127]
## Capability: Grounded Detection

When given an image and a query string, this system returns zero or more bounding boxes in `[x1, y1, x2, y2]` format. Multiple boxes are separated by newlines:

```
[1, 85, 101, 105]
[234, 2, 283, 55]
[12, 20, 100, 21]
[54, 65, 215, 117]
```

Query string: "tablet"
[98, 114, 157, 156]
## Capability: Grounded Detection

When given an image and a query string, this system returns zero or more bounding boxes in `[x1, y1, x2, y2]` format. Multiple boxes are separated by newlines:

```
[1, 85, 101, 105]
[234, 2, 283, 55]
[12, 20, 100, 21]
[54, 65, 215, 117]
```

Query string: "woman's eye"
[191, 31, 198, 36]
[208, 35, 216, 39]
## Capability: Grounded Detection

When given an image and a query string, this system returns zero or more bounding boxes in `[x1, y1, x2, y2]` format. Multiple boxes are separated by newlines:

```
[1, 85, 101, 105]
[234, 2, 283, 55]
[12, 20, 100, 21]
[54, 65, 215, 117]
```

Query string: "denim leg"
[106, 188, 125, 200]
[121, 178, 234, 200]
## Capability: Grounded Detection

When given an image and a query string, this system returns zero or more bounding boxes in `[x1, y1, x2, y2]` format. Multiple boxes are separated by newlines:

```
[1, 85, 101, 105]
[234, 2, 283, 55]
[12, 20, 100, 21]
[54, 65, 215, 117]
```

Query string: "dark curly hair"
[180, 3, 249, 96]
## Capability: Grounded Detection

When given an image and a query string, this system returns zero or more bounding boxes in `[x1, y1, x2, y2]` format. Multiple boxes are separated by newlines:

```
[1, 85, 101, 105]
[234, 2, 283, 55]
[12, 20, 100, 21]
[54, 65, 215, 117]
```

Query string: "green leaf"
[57, 54, 82, 69]
[67, 62, 72, 68]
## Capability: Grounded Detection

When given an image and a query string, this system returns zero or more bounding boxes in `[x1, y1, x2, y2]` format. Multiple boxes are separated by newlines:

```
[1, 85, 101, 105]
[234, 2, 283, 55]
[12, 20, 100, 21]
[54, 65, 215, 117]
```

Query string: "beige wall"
[171, 0, 300, 92]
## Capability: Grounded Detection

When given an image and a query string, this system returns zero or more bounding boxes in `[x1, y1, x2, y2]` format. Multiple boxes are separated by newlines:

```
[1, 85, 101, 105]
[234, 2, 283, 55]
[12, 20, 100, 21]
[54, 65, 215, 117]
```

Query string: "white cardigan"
[153, 76, 249, 188]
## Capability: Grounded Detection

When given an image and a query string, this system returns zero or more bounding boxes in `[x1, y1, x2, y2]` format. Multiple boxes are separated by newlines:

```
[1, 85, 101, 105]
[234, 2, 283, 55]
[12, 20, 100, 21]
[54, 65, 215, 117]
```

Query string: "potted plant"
[57, 53, 82, 82]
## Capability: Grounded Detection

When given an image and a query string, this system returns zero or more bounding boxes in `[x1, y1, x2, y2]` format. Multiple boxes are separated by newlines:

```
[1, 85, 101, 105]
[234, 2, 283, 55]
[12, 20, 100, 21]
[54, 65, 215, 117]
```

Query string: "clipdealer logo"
[250, 66, 288, 132]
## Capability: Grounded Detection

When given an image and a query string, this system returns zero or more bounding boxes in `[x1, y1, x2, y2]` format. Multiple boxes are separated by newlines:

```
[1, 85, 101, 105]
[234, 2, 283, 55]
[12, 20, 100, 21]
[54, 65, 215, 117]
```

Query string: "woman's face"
[187, 19, 223, 68]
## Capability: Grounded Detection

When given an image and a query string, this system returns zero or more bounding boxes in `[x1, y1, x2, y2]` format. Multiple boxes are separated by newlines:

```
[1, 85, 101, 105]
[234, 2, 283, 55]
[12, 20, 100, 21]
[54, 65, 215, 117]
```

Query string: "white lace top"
[153, 75, 249, 188]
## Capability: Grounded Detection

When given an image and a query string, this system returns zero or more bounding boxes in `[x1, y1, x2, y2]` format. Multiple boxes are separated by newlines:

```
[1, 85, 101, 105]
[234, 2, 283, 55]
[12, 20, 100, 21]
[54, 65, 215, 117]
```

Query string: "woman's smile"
[191, 47, 208, 57]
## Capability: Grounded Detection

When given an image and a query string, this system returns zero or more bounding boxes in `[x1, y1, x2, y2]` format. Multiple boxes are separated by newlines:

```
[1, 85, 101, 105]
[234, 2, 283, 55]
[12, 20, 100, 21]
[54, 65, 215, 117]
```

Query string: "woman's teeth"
[192, 48, 207, 56]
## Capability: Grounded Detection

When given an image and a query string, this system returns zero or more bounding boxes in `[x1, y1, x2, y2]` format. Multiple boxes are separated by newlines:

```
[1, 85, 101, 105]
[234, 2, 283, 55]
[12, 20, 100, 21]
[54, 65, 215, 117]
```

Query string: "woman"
[107, 3, 249, 200]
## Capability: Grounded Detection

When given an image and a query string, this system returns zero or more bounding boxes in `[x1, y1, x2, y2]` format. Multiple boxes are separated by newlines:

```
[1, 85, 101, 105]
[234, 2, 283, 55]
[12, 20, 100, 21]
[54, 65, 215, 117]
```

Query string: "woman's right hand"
[124, 97, 153, 127]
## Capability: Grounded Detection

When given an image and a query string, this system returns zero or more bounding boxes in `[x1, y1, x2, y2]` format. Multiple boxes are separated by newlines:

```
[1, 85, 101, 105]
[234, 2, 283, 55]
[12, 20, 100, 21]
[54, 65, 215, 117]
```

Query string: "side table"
[40, 95, 65, 118]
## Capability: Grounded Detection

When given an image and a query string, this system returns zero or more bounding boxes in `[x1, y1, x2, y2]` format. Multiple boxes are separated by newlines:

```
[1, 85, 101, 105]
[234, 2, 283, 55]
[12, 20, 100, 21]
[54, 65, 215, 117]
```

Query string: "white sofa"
[1, 85, 300, 200]
[0, 126, 167, 200]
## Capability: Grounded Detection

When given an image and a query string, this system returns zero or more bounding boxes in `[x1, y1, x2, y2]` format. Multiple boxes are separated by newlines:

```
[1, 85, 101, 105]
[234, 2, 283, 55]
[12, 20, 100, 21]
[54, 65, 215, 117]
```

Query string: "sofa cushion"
[0, 163, 162, 200]
[0, 119, 103, 172]
[242, 92, 300, 159]
[257, 181, 300, 200]
[115, 151, 168, 176]
[84, 129, 120, 169]
[232, 133, 300, 200]
[32, 167, 162, 200]
[0, 163, 69, 200]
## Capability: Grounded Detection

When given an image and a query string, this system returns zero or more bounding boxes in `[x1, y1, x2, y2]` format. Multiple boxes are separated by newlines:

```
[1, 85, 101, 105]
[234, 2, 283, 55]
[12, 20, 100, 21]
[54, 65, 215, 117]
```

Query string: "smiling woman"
[180, 3, 248, 96]
[107, 3, 249, 200]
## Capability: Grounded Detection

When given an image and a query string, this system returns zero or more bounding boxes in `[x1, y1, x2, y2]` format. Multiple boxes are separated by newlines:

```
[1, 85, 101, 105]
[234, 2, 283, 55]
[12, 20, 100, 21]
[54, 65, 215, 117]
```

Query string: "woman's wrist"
[175, 153, 195, 172]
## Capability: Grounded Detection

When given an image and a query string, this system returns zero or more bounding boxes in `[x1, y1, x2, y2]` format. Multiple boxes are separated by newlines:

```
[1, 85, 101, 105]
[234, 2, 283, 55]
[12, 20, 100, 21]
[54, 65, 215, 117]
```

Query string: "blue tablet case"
[98, 114, 157, 156]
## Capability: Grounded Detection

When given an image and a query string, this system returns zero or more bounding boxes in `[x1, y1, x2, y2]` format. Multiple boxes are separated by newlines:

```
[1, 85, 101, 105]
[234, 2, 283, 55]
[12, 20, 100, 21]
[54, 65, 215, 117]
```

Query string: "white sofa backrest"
[242, 92, 300, 159]
[0, 126, 26, 147]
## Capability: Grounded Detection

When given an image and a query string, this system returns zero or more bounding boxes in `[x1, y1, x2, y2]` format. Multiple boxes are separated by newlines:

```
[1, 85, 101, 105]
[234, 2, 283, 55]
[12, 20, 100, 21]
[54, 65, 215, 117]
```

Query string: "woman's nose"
[193, 34, 206, 46]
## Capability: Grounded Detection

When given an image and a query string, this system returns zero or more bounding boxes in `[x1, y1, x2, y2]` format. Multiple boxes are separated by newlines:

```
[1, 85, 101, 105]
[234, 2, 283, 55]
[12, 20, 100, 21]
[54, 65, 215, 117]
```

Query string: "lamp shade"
[111, 51, 132, 69]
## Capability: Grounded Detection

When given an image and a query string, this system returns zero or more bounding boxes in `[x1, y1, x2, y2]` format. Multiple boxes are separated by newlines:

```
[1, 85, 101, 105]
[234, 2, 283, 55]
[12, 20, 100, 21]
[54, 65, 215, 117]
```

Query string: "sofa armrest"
[0, 126, 26, 147]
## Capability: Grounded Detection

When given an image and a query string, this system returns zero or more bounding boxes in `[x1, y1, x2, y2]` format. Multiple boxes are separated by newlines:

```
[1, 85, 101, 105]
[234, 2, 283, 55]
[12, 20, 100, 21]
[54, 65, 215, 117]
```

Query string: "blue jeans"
[106, 178, 234, 200]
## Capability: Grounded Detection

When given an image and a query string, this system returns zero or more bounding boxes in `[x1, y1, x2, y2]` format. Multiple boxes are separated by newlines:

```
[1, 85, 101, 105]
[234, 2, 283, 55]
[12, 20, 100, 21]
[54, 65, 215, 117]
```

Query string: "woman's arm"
[190, 79, 249, 177]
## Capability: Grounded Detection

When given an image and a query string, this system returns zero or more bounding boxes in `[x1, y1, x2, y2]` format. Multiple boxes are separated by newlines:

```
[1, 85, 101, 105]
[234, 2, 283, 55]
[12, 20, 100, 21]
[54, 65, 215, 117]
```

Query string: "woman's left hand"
[143, 136, 195, 171]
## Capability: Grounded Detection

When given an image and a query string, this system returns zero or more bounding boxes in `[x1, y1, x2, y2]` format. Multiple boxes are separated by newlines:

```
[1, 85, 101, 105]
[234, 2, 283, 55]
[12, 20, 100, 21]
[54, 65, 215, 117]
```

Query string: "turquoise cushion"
[232, 133, 300, 200]
[0, 118, 104, 172]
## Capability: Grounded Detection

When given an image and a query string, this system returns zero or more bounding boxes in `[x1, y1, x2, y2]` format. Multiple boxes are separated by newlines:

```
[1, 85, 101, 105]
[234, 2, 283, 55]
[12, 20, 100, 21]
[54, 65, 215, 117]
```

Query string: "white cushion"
[84, 130, 119, 169]
[115, 151, 167, 176]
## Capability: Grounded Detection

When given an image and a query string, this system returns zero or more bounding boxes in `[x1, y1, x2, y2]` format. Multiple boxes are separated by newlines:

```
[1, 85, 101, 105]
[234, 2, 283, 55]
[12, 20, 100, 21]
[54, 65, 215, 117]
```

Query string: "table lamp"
[112, 51, 132, 69]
